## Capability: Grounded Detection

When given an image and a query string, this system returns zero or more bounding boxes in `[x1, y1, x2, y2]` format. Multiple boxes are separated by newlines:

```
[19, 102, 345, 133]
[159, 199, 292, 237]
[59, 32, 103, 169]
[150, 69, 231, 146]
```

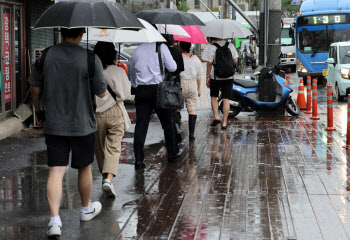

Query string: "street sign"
[291, 0, 301, 5]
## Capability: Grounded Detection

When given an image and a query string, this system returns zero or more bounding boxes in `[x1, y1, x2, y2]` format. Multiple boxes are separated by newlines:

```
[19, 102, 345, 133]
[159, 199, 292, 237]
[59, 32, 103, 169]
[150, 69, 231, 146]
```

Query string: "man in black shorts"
[29, 28, 107, 237]
[202, 38, 238, 129]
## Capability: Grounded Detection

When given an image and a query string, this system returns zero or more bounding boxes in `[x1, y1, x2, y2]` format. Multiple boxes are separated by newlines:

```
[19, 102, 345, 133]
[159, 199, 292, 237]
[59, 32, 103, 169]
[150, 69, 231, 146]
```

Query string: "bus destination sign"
[298, 14, 349, 26]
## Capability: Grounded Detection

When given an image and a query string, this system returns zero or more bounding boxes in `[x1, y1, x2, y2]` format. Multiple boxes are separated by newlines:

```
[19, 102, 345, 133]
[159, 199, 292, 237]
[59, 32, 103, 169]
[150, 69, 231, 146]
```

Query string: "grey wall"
[120, 0, 170, 13]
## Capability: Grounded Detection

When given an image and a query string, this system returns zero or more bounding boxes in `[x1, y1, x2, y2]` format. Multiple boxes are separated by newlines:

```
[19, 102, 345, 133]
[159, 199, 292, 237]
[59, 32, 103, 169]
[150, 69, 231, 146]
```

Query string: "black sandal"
[221, 125, 227, 130]
[210, 119, 221, 126]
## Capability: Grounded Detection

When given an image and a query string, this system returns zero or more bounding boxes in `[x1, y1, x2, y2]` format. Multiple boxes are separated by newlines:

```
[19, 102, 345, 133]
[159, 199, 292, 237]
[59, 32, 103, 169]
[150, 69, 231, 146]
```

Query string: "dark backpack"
[212, 42, 235, 79]
[35, 47, 104, 112]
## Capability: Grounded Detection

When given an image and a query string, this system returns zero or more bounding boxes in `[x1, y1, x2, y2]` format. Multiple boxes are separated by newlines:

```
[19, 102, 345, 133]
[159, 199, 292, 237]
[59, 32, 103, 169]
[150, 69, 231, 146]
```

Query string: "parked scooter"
[218, 65, 300, 117]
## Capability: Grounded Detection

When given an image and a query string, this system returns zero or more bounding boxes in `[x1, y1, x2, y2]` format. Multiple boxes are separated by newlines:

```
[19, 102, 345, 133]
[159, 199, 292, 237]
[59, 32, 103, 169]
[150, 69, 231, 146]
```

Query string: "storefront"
[0, 0, 55, 121]
[0, 0, 24, 120]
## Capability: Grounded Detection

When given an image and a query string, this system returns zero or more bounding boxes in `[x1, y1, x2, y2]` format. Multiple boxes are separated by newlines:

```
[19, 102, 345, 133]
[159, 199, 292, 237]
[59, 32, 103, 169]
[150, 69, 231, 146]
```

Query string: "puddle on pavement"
[30, 150, 47, 165]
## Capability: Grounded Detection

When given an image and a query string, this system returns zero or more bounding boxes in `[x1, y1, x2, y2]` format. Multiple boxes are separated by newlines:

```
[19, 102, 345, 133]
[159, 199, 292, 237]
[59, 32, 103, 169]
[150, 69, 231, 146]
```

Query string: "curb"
[0, 117, 27, 141]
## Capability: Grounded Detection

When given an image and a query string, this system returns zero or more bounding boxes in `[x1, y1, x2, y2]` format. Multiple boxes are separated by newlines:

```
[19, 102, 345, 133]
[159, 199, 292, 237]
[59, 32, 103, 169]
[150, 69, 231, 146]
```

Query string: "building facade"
[0, 0, 25, 120]
[0, 0, 55, 121]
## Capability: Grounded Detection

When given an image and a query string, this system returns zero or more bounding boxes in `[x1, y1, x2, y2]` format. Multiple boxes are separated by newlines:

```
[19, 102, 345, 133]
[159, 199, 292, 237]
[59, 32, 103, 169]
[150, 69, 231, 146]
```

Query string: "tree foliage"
[244, 0, 300, 17]
[282, 0, 300, 18]
[177, 0, 190, 12]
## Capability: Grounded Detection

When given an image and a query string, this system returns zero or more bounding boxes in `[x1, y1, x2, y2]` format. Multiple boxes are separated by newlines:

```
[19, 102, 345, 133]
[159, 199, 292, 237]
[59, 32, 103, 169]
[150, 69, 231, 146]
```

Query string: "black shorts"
[210, 79, 233, 99]
[45, 132, 96, 169]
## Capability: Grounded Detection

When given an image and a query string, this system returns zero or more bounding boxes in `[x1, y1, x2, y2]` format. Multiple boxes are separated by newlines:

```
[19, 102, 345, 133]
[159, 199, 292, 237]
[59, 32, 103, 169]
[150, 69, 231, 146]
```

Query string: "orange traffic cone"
[297, 78, 307, 110]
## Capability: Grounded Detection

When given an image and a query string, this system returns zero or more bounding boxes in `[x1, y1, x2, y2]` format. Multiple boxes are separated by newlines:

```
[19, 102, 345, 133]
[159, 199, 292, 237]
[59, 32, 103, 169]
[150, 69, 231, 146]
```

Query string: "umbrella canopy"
[82, 19, 166, 43]
[136, 8, 205, 26]
[156, 24, 190, 38]
[200, 19, 253, 39]
[33, 1, 144, 30]
[174, 25, 207, 44]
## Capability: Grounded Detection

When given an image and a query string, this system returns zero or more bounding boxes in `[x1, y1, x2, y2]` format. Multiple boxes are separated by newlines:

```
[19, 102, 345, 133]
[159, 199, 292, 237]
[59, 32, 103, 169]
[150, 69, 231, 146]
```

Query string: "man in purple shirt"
[130, 42, 181, 169]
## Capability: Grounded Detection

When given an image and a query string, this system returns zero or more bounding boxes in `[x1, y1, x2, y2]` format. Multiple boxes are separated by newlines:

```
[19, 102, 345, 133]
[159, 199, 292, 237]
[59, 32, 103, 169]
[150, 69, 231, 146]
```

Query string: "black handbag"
[156, 44, 183, 109]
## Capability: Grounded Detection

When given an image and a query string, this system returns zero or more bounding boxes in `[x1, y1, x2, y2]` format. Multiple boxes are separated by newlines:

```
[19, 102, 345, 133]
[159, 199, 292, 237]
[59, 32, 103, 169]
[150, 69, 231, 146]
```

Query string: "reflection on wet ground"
[3, 91, 350, 239]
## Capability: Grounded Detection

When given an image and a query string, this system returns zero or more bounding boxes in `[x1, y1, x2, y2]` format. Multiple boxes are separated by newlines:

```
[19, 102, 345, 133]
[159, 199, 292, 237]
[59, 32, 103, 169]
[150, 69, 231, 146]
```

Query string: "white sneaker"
[102, 179, 116, 198]
[80, 201, 102, 222]
[47, 222, 62, 237]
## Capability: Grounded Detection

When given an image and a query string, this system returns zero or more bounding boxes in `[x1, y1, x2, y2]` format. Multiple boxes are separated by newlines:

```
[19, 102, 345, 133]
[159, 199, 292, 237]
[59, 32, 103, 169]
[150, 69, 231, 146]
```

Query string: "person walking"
[130, 42, 181, 169]
[93, 41, 131, 198]
[29, 28, 107, 238]
[201, 37, 217, 63]
[162, 34, 184, 83]
[163, 34, 185, 128]
[179, 41, 203, 140]
[202, 38, 238, 129]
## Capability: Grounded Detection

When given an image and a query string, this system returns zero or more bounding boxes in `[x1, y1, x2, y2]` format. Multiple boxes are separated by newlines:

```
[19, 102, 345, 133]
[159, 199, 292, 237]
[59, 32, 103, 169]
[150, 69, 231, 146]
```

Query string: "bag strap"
[212, 43, 221, 81]
[107, 84, 117, 101]
[212, 43, 221, 49]
[157, 43, 164, 76]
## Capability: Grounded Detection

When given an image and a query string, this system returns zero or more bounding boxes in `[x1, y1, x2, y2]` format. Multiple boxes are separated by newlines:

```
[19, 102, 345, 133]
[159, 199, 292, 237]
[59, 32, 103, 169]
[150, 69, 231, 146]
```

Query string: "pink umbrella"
[174, 25, 207, 44]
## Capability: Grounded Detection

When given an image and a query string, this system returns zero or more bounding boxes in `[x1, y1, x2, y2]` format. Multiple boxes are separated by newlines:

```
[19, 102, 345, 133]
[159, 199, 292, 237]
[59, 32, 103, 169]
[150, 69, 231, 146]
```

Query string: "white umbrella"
[82, 18, 166, 43]
[156, 24, 190, 38]
[200, 19, 253, 39]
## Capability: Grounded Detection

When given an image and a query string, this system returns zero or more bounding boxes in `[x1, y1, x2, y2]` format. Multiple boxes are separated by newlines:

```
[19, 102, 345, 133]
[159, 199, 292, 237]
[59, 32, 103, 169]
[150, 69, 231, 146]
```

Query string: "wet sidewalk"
[2, 77, 350, 239]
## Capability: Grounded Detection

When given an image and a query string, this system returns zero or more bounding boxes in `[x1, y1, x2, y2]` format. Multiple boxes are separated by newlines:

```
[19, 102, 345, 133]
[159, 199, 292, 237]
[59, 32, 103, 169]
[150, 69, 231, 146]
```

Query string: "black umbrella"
[136, 8, 205, 26]
[33, 1, 144, 30]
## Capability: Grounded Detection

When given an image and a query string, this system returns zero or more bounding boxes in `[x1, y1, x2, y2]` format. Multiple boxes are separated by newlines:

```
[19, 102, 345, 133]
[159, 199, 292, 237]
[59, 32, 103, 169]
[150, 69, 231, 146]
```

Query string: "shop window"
[3, 7, 12, 112]
[195, 0, 200, 9]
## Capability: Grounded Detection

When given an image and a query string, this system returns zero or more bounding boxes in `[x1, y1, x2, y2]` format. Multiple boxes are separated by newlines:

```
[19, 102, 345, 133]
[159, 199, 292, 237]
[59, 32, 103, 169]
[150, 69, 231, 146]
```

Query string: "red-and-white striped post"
[286, 75, 291, 85]
[343, 94, 350, 148]
[325, 84, 336, 131]
[310, 79, 320, 120]
[305, 76, 312, 114]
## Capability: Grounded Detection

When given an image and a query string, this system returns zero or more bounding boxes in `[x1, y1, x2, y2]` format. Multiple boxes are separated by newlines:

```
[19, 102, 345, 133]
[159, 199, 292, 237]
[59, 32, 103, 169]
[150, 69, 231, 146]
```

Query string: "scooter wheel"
[218, 97, 241, 117]
[285, 96, 300, 116]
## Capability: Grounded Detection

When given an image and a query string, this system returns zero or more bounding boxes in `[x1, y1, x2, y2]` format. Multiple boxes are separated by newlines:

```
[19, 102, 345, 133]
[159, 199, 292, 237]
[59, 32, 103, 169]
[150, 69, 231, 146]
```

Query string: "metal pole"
[264, 0, 268, 66]
[226, 0, 258, 33]
[220, 0, 224, 19]
[199, 0, 218, 19]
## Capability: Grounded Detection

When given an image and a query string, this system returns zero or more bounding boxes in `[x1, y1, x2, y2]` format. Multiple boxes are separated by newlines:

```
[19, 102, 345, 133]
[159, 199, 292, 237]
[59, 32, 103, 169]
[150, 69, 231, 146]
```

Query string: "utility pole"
[220, 0, 226, 19]
[259, 0, 281, 66]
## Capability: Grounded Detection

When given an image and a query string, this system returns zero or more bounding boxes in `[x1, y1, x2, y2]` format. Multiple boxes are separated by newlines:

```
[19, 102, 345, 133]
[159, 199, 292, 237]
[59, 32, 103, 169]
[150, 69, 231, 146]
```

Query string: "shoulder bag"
[156, 44, 183, 109]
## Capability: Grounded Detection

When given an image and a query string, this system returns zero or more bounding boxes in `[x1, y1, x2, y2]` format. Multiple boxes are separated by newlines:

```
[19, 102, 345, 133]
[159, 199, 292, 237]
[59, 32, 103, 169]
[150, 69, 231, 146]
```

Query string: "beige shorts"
[181, 79, 197, 110]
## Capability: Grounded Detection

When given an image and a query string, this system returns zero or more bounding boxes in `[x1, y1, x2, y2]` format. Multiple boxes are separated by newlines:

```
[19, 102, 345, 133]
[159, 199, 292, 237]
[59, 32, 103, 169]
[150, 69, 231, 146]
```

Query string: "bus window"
[298, 28, 327, 53]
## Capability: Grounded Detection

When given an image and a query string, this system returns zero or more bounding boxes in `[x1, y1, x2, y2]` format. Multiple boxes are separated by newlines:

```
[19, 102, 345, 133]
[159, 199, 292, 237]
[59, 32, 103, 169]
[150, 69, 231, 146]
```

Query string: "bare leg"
[105, 173, 114, 182]
[211, 97, 221, 120]
[222, 99, 230, 127]
[78, 165, 92, 207]
[188, 109, 195, 115]
[47, 166, 67, 217]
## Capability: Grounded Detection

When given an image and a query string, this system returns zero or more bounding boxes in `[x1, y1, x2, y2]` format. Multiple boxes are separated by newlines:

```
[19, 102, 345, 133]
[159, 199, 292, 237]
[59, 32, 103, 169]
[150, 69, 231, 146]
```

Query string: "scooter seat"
[233, 78, 258, 88]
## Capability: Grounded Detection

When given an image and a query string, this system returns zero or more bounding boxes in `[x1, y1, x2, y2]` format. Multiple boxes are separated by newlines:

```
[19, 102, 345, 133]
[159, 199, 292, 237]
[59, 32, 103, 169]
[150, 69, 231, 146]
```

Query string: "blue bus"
[295, 0, 350, 80]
